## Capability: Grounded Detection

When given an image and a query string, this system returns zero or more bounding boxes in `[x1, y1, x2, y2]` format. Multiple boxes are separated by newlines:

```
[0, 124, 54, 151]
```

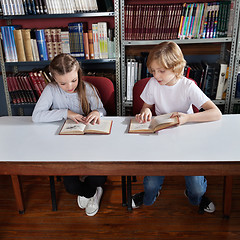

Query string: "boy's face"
[54, 66, 79, 93]
[150, 60, 177, 86]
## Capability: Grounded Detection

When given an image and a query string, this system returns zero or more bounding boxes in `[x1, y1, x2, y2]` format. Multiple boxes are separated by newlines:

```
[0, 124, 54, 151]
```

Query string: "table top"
[0, 115, 239, 162]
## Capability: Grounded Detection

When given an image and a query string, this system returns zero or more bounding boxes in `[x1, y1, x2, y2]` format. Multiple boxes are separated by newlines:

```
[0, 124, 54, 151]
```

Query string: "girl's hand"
[135, 108, 152, 123]
[83, 110, 100, 125]
[67, 110, 86, 124]
[171, 112, 189, 125]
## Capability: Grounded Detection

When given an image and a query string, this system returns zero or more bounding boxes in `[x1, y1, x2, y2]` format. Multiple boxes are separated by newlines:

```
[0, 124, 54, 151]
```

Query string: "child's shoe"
[85, 187, 103, 216]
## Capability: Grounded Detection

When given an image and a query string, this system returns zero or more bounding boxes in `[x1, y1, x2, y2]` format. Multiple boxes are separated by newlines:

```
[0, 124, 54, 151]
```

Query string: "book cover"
[128, 113, 179, 134]
[59, 119, 113, 135]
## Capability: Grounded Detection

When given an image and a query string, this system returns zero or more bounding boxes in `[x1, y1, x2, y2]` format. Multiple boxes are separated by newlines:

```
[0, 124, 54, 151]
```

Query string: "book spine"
[13, 29, 26, 61]
[92, 23, 100, 59]
[28, 71, 42, 97]
[35, 29, 48, 60]
[60, 30, 71, 54]
[68, 22, 85, 58]
[87, 29, 94, 59]
[21, 29, 34, 61]
[44, 28, 53, 60]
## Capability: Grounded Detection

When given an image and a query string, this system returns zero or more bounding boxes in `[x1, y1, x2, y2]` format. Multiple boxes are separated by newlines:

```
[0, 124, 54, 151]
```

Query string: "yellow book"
[59, 119, 113, 135]
[128, 113, 179, 134]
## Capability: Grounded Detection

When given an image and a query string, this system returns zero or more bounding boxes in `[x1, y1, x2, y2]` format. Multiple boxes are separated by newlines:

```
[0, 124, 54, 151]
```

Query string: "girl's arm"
[172, 100, 222, 125]
[32, 86, 68, 123]
[135, 102, 154, 123]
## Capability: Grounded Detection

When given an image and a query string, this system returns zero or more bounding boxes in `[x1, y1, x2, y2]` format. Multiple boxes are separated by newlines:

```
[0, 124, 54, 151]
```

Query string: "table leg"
[127, 176, 132, 211]
[49, 176, 57, 211]
[223, 176, 233, 218]
[11, 175, 24, 214]
[121, 176, 127, 206]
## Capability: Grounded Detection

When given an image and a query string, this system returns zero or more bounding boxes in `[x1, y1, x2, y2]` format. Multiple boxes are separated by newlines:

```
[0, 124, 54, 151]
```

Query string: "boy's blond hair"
[147, 41, 186, 79]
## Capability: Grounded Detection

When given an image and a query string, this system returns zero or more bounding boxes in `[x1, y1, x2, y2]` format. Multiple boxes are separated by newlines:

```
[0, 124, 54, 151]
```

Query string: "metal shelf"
[0, 12, 115, 19]
[5, 59, 116, 67]
[123, 38, 233, 46]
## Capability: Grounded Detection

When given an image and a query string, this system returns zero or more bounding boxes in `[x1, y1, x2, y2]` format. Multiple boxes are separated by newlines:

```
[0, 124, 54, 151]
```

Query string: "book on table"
[59, 119, 113, 135]
[128, 113, 179, 133]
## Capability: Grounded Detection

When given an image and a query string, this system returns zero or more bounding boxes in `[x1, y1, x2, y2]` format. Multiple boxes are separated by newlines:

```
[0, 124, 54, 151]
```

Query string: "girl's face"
[53, 66, 79, 93]
[150, 60, 177, 86]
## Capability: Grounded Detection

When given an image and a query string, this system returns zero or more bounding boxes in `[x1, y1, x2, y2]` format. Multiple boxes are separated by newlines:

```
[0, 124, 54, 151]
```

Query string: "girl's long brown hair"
[49, 53, 91, 115]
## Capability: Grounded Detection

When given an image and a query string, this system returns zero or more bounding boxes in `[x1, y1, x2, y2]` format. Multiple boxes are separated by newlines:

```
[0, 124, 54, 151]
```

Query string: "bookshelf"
[120, 0, 240, 115]
[0, 0, 121, 116]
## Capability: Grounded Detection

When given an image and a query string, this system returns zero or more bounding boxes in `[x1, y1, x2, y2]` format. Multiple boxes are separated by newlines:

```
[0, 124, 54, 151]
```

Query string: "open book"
[128, 113, 179, 133]
[59, 119, 113, 135]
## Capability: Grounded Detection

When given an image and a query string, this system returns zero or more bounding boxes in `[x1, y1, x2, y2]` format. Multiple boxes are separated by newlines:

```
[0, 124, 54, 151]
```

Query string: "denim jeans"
[143, 176, 207, 206]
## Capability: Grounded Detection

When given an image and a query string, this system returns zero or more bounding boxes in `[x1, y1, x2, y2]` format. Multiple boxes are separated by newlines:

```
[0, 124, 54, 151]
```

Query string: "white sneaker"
[77, 195, 90, 209]
[85, 187, 103, 216]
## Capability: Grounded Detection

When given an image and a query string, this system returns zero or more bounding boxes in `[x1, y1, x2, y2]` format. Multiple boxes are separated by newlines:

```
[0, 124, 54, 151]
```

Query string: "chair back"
[133, 77, 155, 115]
[133, 77, 199, 115]
[83, 76, 116, 116]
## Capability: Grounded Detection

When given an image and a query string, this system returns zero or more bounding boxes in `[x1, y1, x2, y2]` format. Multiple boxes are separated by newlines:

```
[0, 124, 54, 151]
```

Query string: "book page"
[60, 119, 86, 135]
[128, 118, 153, 133]
[149, 113, 175, 129]
[85, 119, 112, 134]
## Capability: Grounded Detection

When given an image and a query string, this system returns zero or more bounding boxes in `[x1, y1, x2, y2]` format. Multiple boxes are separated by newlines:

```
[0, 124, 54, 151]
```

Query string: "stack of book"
[0, 0, 114, 15]
[6, 70, 49, 104]
[0, 23, 114, 62]
[125, 1, 234, 40]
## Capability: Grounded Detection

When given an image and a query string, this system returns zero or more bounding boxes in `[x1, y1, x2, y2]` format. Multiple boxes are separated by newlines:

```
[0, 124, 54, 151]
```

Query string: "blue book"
[35, 29, 48, 61]
[1, 25, 21, 62]
[68, 22, 87, 59]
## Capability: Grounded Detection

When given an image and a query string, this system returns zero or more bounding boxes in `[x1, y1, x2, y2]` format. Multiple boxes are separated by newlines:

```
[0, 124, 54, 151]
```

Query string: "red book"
[37, 71, 47, 89]
[23, 74, 37, 102]
[28, 72, 42, 98]
[7, 75, 18, 104]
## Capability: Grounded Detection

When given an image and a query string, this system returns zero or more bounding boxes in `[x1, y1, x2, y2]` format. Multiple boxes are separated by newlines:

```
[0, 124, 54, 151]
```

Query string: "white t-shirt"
[140, 76, 210, 115]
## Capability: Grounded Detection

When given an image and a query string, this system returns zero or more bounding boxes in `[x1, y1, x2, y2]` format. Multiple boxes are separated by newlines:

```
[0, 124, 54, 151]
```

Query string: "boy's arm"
[136, 102, 154, 123]
[172, 100, 222, 125]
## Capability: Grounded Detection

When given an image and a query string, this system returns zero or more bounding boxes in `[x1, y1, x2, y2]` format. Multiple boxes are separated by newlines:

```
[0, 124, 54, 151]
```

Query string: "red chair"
[50, 76, 116, 211]
[83, 76, 116, 116]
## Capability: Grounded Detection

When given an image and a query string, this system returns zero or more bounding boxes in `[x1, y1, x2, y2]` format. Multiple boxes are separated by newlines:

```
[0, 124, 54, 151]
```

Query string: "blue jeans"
[143, 176, 207, 206]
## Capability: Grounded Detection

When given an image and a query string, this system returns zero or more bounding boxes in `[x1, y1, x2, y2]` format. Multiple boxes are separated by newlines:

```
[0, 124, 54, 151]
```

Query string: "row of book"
[125, 55, 229, 101]
[125, 1, 234, 40]
[0, 0, 114, 15]
[1, 22, 115, 62]
[6, 70, 49, 104]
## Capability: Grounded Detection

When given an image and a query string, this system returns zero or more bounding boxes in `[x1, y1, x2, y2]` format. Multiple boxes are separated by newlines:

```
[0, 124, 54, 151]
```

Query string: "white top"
[32, 82, 106, 122]
[140, 77, 210, 115]
[0, 115, 239, 162]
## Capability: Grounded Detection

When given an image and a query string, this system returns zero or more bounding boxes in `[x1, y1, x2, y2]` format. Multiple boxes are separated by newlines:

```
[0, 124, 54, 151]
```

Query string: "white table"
[0, 115, 239, 216]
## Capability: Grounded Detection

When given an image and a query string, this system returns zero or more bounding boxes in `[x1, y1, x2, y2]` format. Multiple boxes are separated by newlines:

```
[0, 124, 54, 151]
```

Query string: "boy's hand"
[135, 108, 152, 123]
[171, 112, 189, 125]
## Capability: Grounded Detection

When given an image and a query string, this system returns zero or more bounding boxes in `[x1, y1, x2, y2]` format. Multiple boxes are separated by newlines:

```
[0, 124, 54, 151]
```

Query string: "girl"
[132, 41, 222, 214]
[32, 53, 107, 216]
